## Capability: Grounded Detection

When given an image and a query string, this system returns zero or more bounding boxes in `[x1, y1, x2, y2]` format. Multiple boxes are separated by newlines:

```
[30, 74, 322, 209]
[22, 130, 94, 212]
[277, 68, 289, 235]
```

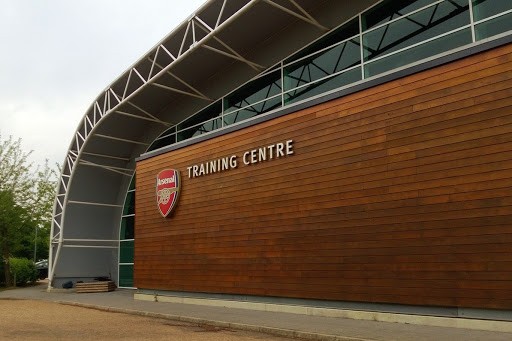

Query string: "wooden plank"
[76, 281, 116, 293]
[134, 43, 512, 310]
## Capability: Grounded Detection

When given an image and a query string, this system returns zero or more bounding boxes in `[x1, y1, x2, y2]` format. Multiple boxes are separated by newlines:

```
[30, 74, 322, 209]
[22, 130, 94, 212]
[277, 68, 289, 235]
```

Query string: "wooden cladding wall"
[135, 43, 512, 310]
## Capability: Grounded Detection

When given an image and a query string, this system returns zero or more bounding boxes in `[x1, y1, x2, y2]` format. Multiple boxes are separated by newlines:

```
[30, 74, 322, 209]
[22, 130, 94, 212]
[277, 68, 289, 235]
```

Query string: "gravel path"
[0, 299, 294, 341]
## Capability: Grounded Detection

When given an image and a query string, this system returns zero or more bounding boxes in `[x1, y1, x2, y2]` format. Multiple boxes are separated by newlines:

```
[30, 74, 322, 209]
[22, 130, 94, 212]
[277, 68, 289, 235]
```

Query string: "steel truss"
[49, 0, 327, 288]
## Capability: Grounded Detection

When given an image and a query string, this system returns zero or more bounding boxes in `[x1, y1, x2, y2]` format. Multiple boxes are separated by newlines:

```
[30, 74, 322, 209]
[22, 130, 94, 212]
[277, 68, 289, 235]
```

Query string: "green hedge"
[9, 258, 38, 286]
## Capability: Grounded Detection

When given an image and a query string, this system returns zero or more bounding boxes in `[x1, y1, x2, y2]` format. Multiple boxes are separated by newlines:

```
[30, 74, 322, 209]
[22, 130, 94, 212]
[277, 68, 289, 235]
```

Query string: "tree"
[0, 134, 58, 285]
[31, 161, 57, 261]
[0, 190, 35, 286]
[0, 136, 33, 202]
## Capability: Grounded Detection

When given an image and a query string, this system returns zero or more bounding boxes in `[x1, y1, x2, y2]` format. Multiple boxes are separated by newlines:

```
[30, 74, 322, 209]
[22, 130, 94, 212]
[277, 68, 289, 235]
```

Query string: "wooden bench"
[75, 281, 116, 293]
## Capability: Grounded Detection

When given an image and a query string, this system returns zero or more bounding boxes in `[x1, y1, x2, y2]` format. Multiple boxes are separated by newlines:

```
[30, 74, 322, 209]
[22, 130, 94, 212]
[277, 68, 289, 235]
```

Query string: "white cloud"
[0, 0, 205, 167]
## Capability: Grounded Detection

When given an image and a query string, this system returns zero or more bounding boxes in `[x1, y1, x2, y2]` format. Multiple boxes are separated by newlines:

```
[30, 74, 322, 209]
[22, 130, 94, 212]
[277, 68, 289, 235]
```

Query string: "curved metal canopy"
[48, 0, 376, 288]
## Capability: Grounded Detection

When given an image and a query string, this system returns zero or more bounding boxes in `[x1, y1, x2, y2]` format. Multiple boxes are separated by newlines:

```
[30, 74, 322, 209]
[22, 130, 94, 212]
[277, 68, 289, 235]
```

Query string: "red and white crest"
[156, 169, 180, 217]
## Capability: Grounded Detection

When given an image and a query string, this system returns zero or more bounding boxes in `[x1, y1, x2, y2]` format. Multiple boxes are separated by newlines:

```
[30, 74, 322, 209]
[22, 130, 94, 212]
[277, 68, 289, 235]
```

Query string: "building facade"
[50, 0, 512, 318]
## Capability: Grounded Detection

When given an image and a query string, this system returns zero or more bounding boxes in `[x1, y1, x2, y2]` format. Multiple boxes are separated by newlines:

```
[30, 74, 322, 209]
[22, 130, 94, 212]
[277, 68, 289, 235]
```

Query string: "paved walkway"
[1, 282, 511, 341]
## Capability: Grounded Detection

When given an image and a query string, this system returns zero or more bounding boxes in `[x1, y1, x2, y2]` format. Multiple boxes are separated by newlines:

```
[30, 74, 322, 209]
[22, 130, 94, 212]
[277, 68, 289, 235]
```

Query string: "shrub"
[9, 257, 38, 286]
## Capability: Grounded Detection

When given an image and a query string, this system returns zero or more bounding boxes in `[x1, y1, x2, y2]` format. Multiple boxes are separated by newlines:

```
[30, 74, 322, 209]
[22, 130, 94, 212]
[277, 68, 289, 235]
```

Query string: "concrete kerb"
[136, 293, 512, 334]
[56, 300, 374, 341]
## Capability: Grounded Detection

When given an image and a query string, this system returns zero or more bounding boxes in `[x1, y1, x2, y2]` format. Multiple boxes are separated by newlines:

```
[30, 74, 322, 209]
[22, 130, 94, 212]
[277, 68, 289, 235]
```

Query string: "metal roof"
[48, 0, 377, 287]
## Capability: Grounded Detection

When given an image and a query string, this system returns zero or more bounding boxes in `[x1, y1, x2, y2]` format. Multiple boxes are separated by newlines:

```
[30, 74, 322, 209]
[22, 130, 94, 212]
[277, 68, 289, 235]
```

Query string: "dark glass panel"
[472, 0, 512, 21]
[177, 100, 222, 131]
[224, 71, 281, 115]
[123, 191, 135, 215]
[223, 95, 282, 125]
[264, 63, 280, 72]
[284, 38, 361, 91]
[128, 175, 135, 191]
[118, 264, 134, 287]
[284, 68, 361, 105]
[158, 125, 177, 137]
[362, 0, 436, 30]
[147, 134, 176, 151]
[364, 28, 472, 77]
[120, 215, 134, 240]
[475, 11, 512, 40]
[119, 240, 134, 263]
[363, 1, 469, 61]
[285, 18, 359, 63]
[177, 118, 222, 141]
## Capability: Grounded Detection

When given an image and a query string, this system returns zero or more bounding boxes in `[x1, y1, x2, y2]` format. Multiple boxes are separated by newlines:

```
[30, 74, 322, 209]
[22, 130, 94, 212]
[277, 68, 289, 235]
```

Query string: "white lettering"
[243, 151, 250, 165]
[186, 140, 295, 178]
[286, 139, 294, 155]
[209, 160, 217, 173]
[267, 144, 275, 159]
[276, 143, 285, 157]
[250, 149, 257, 164]
[229, 155, 237, 169]
[258, 147, 266, 162]
[157, 176, 175, 185]
[221, 157, 229, 171]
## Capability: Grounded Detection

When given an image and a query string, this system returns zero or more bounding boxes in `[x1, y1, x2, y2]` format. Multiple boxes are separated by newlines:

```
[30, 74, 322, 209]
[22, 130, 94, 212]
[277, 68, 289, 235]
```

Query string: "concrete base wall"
[134, 292, 512, 333]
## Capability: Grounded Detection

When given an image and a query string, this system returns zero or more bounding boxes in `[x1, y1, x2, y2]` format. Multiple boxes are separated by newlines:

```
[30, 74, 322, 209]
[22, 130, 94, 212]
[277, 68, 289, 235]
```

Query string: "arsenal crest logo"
[156, 169, 180, 217]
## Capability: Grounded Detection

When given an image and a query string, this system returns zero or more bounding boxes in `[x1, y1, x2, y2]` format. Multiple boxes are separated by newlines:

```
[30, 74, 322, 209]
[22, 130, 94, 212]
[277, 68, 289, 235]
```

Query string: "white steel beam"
[159, 44, 178, 61]
[79, 160, 133, 176]
[126, 101, 163, 122]
[62, 245, 118, 249]
[147, 56, 211, 100]
[262, 0, 328, 31]
[49, 0, 262, 288]
[113, 110, 170, 125]
[63, 239, 119, 243]
[152, 82, 211, 101]
[79, 159, 133, 172]
[215, 0, 228, 28]
[80, 151, 130, 161]
[67, 200, 123, 208]
[94, 133, 149, 146]
[178, 21, 192, 56]
[168, 71, 211, 100]
[194, 21, 265, 71]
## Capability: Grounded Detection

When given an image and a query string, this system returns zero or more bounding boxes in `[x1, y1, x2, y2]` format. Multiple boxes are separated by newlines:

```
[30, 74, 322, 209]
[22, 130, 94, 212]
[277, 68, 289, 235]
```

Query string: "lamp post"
[33, 224, 38, 262]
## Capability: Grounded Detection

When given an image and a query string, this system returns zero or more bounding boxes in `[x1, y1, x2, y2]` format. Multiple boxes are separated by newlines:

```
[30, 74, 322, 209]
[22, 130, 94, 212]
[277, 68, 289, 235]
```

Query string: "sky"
[0, 0, 205, 167]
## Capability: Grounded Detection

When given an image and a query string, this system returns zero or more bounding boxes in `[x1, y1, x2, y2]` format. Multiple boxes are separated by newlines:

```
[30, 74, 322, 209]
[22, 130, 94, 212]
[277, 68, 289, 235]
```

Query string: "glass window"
[284, 37, 361, 92]
[365, 27, 472, 77]
[159, 125, 177, 137]
[120, 240, 134, 263]
[362, 0, 436, 31]
[119, 264, 134, 287]
[177, 117, 222, 141]
[472, 0, 512, 21]
[147, 134, 176, 151]
[120, 215, 134, 240]
[128, 175, 135, 191]
[123, 191, 135, 215]
[223, 95, 282, 125]
[475, 11, 512, 40]
[284, 67, 361, 105]
[224, 70, 282, 115]
[177, 100, 222, 131]
[363, 1, 470, 62]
